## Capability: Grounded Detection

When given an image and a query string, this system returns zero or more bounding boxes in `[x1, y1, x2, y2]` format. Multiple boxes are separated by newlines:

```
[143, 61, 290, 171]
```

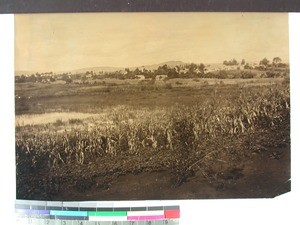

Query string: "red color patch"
[164, 210, 180, 219]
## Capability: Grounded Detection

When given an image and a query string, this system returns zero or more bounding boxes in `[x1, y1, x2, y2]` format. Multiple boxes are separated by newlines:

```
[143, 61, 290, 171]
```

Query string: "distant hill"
[135, 61, 186, 71]
[68, 61, 187, 74]
[15, 61, 187, 76]
[71, 66, 125, 74]
[15, 70, 41, 76]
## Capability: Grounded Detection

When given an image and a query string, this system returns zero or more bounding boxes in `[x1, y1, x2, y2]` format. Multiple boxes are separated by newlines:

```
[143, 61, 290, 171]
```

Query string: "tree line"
[15, 57, 289, 83]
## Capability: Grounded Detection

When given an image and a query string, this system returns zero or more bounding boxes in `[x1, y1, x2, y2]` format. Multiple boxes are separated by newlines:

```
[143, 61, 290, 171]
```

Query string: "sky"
[15, 13, 289, 72]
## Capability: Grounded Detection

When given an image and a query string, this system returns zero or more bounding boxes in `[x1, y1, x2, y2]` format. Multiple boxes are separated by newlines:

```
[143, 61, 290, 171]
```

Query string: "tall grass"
[16, 85, 290, 182]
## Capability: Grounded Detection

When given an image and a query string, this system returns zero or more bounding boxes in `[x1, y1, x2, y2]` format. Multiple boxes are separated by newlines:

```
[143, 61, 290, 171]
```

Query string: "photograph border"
[0, 0, 300, 13]
[0, 0, 300, 223]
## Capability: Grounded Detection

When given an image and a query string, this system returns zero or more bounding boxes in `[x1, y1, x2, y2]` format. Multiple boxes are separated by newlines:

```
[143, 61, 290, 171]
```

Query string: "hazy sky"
[15, 13, 289, 72]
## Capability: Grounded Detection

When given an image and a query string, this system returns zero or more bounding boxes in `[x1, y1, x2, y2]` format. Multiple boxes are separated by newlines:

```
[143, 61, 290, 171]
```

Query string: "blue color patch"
[50, 210, 88, 217]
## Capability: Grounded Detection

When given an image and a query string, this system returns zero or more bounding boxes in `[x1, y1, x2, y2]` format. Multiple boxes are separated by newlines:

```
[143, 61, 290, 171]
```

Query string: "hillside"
[15, 61, 187, 76]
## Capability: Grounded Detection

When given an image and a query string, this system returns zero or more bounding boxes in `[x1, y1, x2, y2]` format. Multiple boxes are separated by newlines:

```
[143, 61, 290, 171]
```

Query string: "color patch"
[127, 210, 165, 216]
[15, 209, 50, 215]
[127, 215, 165, 221]
[164, 210, 180, 219]
[88, 211, 127, 217]
[89, 216, 128, 221]
[50, 210, 88, 217]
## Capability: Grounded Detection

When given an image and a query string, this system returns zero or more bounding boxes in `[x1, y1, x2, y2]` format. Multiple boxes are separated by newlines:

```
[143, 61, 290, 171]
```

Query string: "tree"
[223, 59, 238, 66]
[50, 76, 56, 82]
[81, 76, 88, 83]
[188, 63, 197, 74]
[198, 63, 205, 74]
[29, 74, 36, 82]
[65, 77, 73, 84]
[133, 68, 142, 75]
[162, 64, 168, 72]
[125, 68, 131, 75]
[241, 59, 245, 65]
[273, 57, 282, 66]
[244, 63, 252, 70]
[167, 68, 179, 78]
[231, 58, 238, 65]
[155, 64, 168, 75]
[259, 58, 269, 66]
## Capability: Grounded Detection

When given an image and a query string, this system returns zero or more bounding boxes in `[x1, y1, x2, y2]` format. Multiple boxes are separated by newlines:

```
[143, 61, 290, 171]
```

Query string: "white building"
[155, 75, 168, 80]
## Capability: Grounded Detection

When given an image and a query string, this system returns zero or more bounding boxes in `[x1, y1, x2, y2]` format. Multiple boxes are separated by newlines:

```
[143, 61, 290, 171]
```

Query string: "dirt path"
[52, 146, 290, 201]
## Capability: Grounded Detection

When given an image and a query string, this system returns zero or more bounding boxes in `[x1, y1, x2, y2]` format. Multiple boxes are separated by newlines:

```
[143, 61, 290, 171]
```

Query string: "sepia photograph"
[15, 13, 290, 201]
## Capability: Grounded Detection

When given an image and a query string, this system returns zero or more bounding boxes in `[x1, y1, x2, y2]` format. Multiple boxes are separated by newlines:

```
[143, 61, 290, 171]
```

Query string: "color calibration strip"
[15, 200, 180, 225]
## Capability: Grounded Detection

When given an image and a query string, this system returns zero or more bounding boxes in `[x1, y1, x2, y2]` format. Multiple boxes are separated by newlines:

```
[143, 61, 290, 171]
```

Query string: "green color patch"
[88, 211, 127, 217]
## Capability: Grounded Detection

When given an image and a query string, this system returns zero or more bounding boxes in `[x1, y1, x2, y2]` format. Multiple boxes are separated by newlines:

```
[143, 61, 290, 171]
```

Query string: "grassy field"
[15, 77, 286, 115]
[15, 78, 290, 200]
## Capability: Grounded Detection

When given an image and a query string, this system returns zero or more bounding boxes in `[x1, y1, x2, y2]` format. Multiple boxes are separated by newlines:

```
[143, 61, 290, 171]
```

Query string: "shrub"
[69, 118, 83, 125]
[218, 70, 228, 79]
[165, 83, 173, 89]
[241, 71, 255, 79]
[282, 76, 290, 85]
[54, 119, 64, 126]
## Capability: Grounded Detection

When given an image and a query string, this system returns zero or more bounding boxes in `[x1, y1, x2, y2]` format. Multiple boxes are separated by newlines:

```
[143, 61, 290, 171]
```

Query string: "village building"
[135, 74, 146, 80]
[155, 74, 168, 80]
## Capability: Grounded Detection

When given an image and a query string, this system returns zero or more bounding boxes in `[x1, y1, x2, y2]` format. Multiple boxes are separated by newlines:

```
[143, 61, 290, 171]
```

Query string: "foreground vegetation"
[15, 81, 290, 199]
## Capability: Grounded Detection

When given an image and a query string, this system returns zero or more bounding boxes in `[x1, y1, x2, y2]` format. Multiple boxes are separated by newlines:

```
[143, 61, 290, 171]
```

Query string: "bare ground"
[52, 146, 290, 200]
[17, 141, 290, 200]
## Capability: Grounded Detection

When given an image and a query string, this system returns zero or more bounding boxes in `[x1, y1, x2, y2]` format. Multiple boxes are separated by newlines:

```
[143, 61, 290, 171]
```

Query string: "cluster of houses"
[15, 73, 57, 83]
[135, 74, 168, 81]
[17, 61, 279, 84]
[204, 64, 257, 73]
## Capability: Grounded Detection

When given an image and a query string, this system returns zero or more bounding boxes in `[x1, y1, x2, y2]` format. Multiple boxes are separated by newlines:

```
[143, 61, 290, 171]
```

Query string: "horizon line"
[15, 58, 289, 74]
